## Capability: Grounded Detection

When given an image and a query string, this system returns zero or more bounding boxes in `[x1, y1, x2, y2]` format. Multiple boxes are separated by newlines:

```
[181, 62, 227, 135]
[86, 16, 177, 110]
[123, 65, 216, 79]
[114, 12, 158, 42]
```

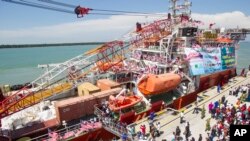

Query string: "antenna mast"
[169, 0, 192, 19]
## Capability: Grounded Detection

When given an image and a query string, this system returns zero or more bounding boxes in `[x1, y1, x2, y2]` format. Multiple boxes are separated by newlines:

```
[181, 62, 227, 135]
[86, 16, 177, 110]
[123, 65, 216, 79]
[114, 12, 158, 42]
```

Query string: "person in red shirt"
[241, 104, 246, 112]
[216, 108, 220, 119]
[140, 124, 146, 137]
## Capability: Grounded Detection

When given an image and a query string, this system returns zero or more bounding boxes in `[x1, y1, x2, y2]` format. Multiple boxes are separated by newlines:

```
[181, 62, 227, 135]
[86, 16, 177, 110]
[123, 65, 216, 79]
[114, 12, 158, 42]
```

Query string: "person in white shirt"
[156, 122, 161, 136]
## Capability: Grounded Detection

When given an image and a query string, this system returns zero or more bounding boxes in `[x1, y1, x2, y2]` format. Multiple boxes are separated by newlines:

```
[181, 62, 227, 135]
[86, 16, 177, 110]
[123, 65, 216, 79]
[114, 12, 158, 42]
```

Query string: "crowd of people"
[131, 111, 162, 141]
[206, 84, 250, 141]
[172, 122, 200, 141]
[96, 81, 250, 141]
[171, 83, 250, 141]
[159, 82, 247, 140]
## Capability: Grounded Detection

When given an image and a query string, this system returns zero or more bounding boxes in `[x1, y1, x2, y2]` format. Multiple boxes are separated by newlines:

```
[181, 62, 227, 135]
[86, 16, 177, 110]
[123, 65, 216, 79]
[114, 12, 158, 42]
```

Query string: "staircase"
[94, 106, 132, 140]
[102, 119, 133, 140]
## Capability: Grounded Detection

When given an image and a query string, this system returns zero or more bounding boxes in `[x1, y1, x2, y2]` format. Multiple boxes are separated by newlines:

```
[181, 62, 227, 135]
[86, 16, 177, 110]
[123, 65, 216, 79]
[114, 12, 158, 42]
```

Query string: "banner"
[221, 47, 235, 69]
[201, 48, 222, 74]
[184, 47, 235, 76]
[184, 48, 205, 75]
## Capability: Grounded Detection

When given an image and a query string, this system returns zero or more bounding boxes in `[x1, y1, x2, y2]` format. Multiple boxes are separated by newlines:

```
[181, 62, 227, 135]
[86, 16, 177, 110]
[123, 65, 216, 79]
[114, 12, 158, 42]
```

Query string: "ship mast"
[169, 0, 192, 22]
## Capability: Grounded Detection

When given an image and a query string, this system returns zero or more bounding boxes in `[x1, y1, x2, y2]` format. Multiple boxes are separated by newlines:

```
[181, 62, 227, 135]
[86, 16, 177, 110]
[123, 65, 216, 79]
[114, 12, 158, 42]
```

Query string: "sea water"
[0, 45, 98, 85]
[0, 43, 249, 85]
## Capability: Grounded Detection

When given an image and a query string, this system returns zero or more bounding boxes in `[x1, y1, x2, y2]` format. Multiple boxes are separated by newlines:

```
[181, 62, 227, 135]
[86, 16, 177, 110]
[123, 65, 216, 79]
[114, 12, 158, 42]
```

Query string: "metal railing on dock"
[94, 105, 133, 140]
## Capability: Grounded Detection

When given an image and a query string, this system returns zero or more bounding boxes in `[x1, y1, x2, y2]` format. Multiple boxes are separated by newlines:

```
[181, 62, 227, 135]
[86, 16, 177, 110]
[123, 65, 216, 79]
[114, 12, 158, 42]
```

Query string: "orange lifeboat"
[216, 37, 232, 43]
[138, 73, 181, 95]
[109, 95, 143, 111]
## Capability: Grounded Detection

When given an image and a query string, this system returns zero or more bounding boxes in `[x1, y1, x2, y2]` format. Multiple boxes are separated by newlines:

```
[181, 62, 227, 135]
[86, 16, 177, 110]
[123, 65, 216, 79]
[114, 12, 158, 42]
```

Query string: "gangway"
[94, 105, 133, 140]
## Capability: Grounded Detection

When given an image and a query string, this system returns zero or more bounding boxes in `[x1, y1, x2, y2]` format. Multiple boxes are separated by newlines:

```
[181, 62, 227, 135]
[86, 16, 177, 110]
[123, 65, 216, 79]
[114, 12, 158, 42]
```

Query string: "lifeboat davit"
[96, 61, 123, 72]
[109, 95, 143, 111]
[138, 73, 181, 95]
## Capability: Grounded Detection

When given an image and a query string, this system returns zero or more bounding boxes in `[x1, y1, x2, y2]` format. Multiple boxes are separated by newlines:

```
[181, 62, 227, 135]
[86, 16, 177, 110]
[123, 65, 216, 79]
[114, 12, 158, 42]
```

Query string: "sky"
[0, 0, 250, 44]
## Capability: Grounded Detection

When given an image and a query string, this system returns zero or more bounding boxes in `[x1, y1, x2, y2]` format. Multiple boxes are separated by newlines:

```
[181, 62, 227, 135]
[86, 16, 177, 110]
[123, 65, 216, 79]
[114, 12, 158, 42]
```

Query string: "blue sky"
[0, 0, 250, 44]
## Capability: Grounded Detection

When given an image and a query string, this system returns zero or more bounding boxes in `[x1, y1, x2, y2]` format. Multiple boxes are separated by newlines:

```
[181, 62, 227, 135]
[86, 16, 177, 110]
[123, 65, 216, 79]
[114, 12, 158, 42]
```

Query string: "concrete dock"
[127, 76, 250, 141]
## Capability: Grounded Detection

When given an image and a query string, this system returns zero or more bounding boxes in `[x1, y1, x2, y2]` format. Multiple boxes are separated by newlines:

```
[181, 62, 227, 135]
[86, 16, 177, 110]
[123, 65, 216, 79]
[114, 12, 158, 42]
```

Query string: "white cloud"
[0, 11, 250, 44]
[0, 15, 159, 44]
[192, 11, 250, 28]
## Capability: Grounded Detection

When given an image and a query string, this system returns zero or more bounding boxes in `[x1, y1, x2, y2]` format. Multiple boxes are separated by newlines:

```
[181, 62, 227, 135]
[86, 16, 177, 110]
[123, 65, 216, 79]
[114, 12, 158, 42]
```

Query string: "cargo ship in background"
[1, 0, 250, 140]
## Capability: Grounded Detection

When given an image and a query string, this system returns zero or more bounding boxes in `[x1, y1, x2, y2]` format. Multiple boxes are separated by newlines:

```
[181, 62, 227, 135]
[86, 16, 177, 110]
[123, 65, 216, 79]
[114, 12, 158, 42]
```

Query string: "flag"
[209, 23, 216, 29]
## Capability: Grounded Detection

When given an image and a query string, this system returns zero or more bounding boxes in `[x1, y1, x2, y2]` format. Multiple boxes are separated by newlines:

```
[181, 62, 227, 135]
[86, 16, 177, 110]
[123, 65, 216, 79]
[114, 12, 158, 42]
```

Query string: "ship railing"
[140, 46, 161, 51]
[28, 123, 81, 141]
[94, 104, 105, 118]
[226, 28, 250, 34]
[0, 128, 11, 139]
[102, 120, 124, 135]
[31, 53, 96, 88]
[175, 87, 186, 96]
[116, 77, 133, 84]
[101, 117, 133, 140]
[94, 105, 134, 140]
[29, 121, 102, 141]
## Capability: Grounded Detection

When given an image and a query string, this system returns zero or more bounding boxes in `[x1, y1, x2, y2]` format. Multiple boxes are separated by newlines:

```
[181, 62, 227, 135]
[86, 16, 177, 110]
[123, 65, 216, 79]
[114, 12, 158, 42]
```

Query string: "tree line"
[0, 42, 105, 49]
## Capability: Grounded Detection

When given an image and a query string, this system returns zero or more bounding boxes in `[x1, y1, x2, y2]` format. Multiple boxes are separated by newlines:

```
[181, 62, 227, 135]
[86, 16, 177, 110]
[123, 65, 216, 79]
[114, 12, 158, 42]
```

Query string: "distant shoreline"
[1, 41, 248, 49]
[0, 42, 105, 49]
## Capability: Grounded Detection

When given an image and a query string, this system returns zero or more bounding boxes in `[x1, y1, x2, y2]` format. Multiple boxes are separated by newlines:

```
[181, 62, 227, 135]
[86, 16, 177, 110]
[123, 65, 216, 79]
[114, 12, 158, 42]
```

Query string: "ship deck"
[121, 76, 250, 141]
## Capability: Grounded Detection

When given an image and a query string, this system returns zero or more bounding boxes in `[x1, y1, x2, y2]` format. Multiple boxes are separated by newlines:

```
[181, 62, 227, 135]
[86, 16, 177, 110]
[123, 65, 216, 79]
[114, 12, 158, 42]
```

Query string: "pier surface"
[126, 76, 250, 141]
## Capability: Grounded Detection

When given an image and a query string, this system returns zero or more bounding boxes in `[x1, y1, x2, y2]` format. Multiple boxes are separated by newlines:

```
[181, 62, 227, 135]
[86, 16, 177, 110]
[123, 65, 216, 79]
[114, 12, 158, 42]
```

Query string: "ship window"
[182, 27, 198, 37]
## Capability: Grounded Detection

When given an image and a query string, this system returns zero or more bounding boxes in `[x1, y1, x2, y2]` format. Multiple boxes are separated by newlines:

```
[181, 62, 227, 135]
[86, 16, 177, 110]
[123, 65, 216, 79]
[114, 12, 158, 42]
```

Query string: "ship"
[0, 0, 250, 140]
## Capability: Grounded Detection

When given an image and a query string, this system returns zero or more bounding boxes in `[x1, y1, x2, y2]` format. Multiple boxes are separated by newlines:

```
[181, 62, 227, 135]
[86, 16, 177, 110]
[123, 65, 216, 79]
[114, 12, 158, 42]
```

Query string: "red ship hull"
[2, 68, 236, 141]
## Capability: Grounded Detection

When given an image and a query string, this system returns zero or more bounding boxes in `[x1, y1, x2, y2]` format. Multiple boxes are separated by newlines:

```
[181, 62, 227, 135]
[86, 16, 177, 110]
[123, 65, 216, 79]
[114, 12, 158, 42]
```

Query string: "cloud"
[0, 15, 160, 44]
[192, 11, 250, 28]
[0, 11, 250, 44]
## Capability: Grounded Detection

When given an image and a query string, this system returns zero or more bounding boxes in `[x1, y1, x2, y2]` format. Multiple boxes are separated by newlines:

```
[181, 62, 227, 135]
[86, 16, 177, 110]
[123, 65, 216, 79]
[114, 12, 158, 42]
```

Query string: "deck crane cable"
[38, 0, 75, 8]
[2, 0, 74, 14]
[38, 0, 167, 16]
[1, 0, 166, 17]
